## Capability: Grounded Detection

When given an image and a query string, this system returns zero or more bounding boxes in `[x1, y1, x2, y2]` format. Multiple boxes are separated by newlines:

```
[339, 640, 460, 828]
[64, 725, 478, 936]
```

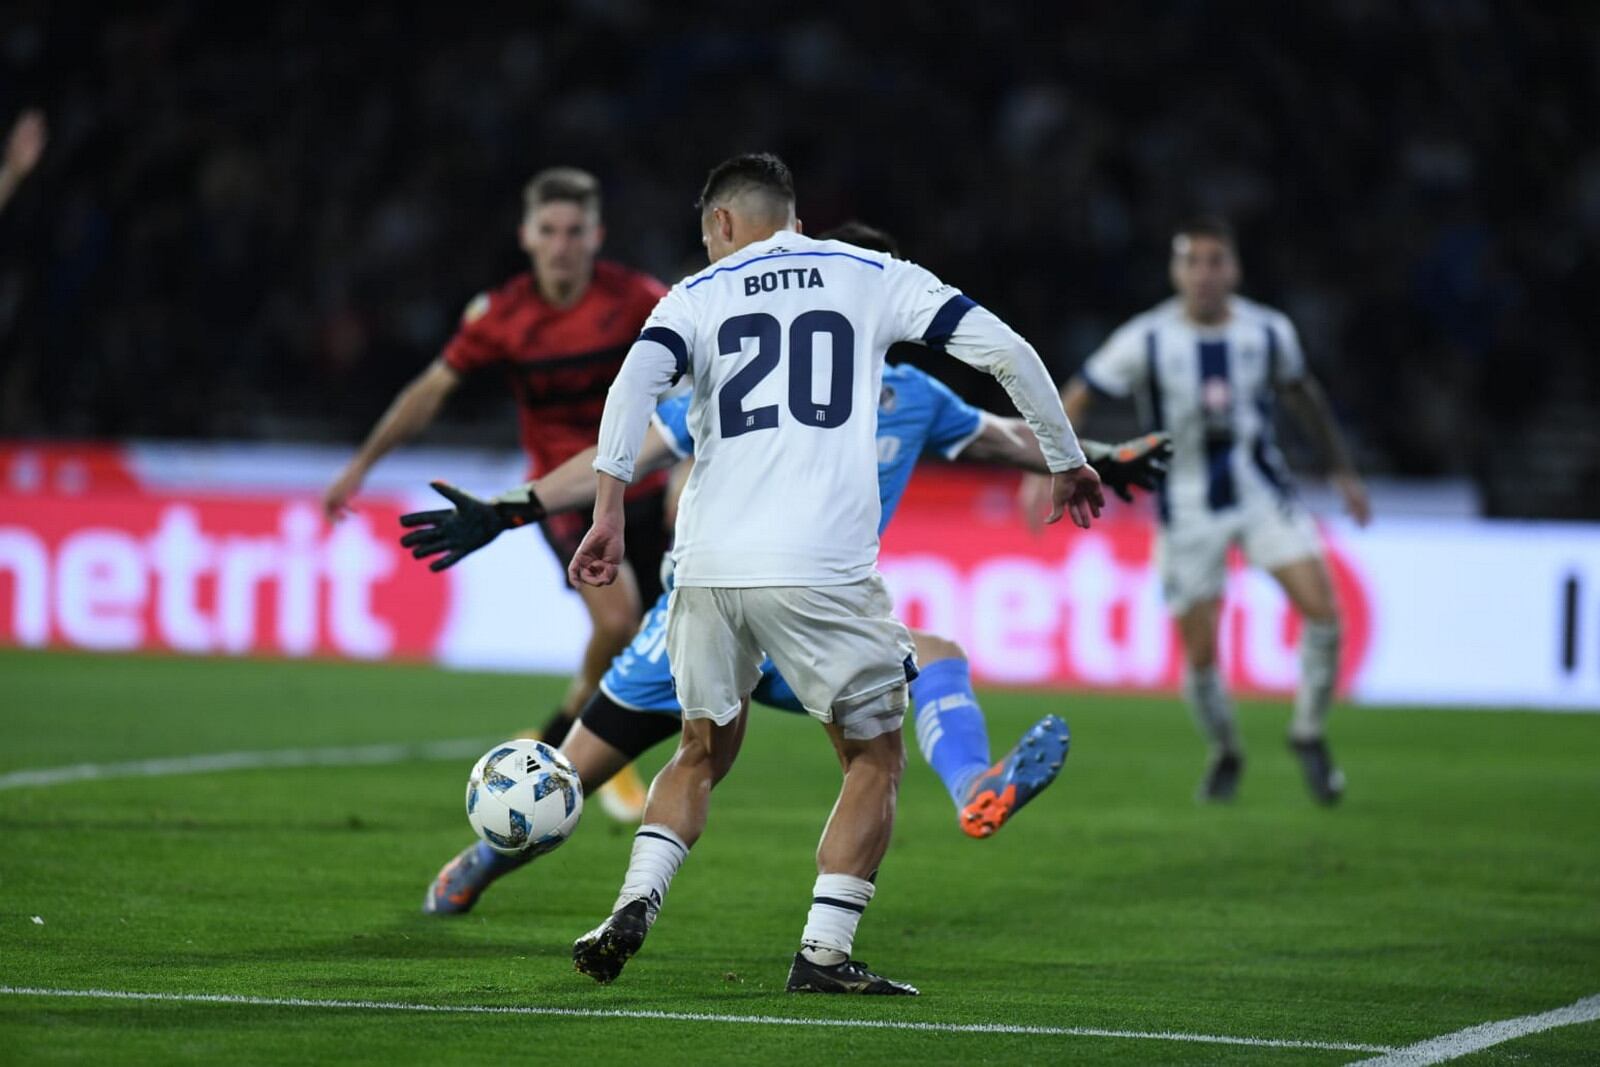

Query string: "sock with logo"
[909, 656, 992, 806]
[799, 873, 875, 966]
[1290, 619, 1341, 742]
[613, 824, 689, 926]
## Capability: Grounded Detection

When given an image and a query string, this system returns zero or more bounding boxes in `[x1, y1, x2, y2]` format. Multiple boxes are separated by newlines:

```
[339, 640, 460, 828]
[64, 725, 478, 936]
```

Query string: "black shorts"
[580, 689, 681, 762]
[540, 489, 668, 606]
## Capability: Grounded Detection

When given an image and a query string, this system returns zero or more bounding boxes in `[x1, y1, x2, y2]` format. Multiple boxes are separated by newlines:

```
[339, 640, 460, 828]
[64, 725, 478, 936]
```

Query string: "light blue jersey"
[600, 363, 983, 715]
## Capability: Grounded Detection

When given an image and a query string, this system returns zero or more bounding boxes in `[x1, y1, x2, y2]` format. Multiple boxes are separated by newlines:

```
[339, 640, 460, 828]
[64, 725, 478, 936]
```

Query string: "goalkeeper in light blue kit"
[403, 222, 1169, 917]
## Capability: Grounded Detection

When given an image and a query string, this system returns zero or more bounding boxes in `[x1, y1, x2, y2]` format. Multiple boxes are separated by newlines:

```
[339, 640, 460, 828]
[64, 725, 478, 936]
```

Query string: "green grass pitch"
[1, 650, 1597, 1065]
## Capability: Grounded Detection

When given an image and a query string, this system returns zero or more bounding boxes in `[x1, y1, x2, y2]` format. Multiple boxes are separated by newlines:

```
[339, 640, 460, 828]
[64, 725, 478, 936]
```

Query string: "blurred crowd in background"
[0, 1, 1595, 516]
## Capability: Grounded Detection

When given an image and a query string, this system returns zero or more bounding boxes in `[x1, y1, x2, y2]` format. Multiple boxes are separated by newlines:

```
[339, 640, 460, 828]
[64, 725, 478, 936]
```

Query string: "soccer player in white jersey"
[1024, 217, 1369, 804]
[564, 154, 1103, 995]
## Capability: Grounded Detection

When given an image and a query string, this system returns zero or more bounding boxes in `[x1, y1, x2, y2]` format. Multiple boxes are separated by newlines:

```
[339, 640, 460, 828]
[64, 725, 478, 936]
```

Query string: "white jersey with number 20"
[595, 231, 1083, 588]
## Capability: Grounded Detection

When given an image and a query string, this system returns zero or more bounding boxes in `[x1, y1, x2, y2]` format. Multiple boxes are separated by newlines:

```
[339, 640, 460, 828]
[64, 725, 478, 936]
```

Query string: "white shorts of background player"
[1155, 496, 1323, 616]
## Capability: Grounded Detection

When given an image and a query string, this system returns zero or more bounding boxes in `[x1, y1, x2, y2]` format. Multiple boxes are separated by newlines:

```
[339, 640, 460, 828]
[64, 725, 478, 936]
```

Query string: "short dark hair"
[524, 167, 601, 214]
[1173, 215, 1236, 249]
[819, 221, 899, 257]
[697, 152, 795, 213]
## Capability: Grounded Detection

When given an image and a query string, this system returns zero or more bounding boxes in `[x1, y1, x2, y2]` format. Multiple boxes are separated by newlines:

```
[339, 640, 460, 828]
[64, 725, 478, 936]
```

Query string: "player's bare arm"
[1017, 456, 1104, 529]
[537, 428, 679, 515]
[1061, 376, 1094, 426]
[0, 108, 45, 214]
[960, 415, 1053, 472]
[324, 359, 461, 520]
[570, 475, 628, 588]
[1278, 374, 1371, 526]
[1048, 466, 1104, 529]
[961, 415, 1169, 502]
[1019, 376, 1098, 531]
[397, 425, 679, 570]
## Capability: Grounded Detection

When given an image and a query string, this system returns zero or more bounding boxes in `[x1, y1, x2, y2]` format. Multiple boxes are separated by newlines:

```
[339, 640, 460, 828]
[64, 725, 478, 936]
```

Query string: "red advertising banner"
[0, 493, 448, 661]
[879, 469, 1372, 695]
[3, 442, 1599, 709]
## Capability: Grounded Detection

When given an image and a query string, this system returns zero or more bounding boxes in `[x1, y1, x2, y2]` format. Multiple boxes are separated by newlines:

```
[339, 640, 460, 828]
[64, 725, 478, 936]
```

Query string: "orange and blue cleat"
[959, 715, 1070, 839]
[422, 841, 526, 915]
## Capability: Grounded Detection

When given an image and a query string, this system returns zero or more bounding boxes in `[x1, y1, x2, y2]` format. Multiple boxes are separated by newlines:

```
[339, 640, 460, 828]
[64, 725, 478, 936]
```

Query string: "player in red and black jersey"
[324, 168, 667, 820]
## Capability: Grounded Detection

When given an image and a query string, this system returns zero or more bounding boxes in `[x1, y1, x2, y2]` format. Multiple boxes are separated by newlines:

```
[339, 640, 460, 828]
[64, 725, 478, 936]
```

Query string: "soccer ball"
[465, 739, 584, 856]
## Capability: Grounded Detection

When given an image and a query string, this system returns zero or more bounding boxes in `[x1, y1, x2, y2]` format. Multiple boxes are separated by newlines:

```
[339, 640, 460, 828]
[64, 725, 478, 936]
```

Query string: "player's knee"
[912, 631, 965, 667]
[1293, 576, 1339, 624]
[1304, 609, 1338, 630]
[587, 607, 639, 650]
[1177, 605, 1221, 669]
[1301, 598, 1339, 627]
[877, 734, 907, 782]
[676, 723, 740, 784]
[845, 732, 906, 785]
[1183, 641, 1219, 670]
[671, 730, 716, 778]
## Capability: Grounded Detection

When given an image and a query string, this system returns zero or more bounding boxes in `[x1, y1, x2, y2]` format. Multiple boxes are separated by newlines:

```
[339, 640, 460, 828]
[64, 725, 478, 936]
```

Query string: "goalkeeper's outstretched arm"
[524, 425, 679, 516]
[397, 424, 679, 571]
[960, 416, 1171, 502]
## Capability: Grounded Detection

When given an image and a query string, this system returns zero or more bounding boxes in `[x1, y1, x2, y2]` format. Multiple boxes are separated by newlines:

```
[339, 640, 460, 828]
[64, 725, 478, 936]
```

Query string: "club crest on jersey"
[1202, 378, 1233, 414]
[879, 385, 898, 413]
[462, 292, 491, 323]
[744, 268, 825, 295]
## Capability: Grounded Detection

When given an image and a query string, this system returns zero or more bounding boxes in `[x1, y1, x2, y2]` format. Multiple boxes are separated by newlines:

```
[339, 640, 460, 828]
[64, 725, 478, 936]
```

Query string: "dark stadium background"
[0, 1, 1595, 516]
[4, 8, 1600, 1061]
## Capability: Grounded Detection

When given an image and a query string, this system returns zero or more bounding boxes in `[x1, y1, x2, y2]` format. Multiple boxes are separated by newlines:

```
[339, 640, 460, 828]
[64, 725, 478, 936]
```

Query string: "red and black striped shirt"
[442, 261, 669, 486]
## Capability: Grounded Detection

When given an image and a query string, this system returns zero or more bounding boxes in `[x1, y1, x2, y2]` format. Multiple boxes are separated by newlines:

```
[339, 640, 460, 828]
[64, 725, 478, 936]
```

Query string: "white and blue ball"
[465, 739, 583, 856]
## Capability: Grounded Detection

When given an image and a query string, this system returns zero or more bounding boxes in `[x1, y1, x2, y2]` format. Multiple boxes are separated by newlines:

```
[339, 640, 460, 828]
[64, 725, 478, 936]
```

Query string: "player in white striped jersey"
[567, 154, 1102, 994]
[1025, 217, 1369, 804]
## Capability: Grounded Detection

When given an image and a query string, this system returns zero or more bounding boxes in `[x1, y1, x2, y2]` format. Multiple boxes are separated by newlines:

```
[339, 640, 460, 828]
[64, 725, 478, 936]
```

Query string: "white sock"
[1184, 664, 1240, 754]
[614, 824, 689, 925]
[799, 873, 875, 966]
[1291, 619, 1341, 742]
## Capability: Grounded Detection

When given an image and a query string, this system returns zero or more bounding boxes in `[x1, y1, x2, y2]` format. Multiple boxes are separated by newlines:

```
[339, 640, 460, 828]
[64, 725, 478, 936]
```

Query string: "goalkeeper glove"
[1082, 432, 1172, 503]
[398, 481, 546, 572]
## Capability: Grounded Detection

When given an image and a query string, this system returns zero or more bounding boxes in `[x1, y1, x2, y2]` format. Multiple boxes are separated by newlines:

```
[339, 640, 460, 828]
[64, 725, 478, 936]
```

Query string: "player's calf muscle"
[817, 745, 902, 877]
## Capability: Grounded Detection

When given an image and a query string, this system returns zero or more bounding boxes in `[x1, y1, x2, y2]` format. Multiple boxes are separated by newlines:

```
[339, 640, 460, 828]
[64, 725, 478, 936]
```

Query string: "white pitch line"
[0, 986, 1393, 1052]
[1348, 993, 1600, 1065]
[0, 738, 493, 791]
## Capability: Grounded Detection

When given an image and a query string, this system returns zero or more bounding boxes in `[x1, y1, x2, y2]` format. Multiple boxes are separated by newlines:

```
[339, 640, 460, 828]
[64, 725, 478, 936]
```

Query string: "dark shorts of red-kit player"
[540, 489, 668, 607]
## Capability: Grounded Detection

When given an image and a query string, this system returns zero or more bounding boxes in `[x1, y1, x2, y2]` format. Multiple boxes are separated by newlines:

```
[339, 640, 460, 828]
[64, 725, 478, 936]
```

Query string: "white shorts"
[665, 575, 915, 741]
[1156, 496, 1323, 615]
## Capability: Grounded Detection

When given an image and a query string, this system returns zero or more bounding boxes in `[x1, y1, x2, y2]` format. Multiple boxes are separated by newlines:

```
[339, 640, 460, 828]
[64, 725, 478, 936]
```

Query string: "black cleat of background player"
[572, 898, 650, 984]
[1198, 750, 1244, 803]
[1289, 738, 1346, 806]
[786, 953, 919, 996]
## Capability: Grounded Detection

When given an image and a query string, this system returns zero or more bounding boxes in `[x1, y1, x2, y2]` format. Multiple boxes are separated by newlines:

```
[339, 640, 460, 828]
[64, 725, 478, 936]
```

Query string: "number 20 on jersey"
[717, 311, 855, 438]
